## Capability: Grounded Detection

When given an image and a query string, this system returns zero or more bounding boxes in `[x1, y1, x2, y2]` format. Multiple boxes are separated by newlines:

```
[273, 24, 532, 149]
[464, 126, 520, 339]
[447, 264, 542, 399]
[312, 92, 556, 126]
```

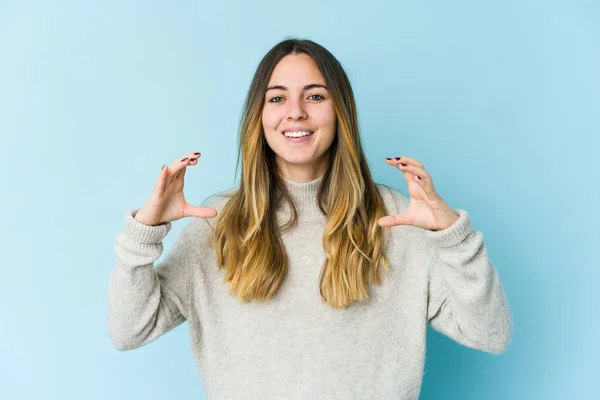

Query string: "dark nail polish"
[190, 158, 197, 162]
[161, 165, 165, 170]
[401, 163, 407, 166]
[385, 158, 392, 160]
[395, 157, 402, 161]
[181, 158, 187, 162]
[194, 152, 200, 155]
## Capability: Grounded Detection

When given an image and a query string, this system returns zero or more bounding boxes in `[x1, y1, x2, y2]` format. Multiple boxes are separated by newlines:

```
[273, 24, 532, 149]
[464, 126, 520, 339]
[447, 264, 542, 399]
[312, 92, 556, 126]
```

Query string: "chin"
[280, 157, 313, 165]
[276, 152, 315, 165]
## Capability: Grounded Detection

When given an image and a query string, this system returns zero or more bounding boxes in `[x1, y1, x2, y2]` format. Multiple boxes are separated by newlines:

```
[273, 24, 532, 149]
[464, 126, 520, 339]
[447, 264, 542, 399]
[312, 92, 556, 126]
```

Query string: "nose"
[286, 97, 307, 120]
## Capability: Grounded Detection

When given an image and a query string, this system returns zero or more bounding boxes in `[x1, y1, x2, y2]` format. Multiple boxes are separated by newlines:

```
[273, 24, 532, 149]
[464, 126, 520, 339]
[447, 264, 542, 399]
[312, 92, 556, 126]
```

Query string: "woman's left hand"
[377, 156, 460, 231]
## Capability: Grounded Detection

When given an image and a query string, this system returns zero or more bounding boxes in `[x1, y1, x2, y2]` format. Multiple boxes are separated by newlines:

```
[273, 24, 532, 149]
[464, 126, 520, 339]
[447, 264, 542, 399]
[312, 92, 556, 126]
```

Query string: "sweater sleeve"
[422, 208, 513, 354]
[107, 208, 196, 351]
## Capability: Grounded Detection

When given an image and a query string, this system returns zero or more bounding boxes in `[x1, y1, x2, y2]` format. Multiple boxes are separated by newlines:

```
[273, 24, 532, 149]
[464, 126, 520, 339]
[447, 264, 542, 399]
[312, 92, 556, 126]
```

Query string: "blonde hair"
[206, 38, 392, 308]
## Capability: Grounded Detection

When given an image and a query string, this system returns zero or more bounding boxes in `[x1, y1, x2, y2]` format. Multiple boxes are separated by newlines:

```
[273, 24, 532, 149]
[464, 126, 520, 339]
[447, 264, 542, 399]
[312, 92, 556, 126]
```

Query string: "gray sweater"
[107, 176, 512, 400]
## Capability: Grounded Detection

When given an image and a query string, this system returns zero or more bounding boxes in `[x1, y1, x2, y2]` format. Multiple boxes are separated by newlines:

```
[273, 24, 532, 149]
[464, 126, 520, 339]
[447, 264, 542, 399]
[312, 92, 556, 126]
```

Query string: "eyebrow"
[266, 84, 328, 92]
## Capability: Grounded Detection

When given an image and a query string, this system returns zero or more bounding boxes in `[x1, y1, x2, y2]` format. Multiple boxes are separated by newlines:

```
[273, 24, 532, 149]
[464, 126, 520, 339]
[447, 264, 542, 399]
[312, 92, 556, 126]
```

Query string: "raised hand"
[134, 152, 218, 226]
[378, 156, 459, 231]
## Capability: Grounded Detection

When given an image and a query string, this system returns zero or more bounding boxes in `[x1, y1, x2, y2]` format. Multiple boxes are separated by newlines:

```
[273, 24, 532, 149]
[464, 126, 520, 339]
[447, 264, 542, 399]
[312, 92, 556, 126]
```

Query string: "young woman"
[108, 38, 512, 399]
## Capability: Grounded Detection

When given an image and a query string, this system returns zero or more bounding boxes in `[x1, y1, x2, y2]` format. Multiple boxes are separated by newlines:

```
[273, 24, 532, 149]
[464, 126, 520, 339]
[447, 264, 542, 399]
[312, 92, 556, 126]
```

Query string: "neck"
[275, 152, 331, 183]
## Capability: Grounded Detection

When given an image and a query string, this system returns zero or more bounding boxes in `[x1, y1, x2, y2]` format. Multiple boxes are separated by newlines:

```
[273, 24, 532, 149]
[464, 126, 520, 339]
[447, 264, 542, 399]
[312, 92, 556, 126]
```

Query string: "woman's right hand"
[134, 152, 218, 226]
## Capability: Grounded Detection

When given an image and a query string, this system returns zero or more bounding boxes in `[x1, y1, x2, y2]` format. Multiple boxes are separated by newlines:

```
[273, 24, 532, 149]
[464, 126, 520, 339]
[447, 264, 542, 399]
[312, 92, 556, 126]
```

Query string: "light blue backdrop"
[1, 0, 598, 399]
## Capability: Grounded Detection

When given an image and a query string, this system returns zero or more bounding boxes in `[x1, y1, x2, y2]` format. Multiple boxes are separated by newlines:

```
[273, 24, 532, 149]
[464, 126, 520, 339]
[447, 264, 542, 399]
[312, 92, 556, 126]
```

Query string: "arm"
[107, 208, 195, 351]
[423, 209, 513, 354]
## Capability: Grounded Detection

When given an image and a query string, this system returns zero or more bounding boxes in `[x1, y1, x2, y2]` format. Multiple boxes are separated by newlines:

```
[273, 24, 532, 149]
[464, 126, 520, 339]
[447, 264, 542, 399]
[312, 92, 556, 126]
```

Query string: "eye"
[308, 94, 325, 101]
[268, 96, 284, 103]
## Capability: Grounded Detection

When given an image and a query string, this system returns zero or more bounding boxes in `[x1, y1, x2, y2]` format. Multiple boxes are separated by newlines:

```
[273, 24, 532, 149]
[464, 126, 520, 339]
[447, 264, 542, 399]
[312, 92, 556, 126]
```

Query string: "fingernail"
[385, 157, 392, 160]
[401, 163, 408, 166]
[181, 158, 188, 162]
[190, 158, 197, 162]
[395, 157, 402, 161]
[194, 152, 201, 155]
[161, 165, 165, 170]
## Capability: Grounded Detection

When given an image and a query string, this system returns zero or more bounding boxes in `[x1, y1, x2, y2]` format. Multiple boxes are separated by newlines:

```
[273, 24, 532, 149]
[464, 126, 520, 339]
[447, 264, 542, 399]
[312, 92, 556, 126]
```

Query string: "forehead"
[267, 53, 325, 85]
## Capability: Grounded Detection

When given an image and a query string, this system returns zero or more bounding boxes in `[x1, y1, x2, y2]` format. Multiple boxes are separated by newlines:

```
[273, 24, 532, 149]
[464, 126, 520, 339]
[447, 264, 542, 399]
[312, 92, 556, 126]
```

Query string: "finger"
[378, 213, 412, 227]
[385, 158, 421, 184]
[153, 164, 169, 196]
[171, 152, 201, 168]
[171, 152, 202, 181]
[392, 156, 424, 168]
[184, 205, 218, 219]
[385, 158, 413, 174]
[397, 164, 429, 181]
[186, 151, 201, 164]
[384, 157, 423, 170]
[384, 163, 415, 194]
[398, 164, 438, 196]
[385, 157, 405, 163]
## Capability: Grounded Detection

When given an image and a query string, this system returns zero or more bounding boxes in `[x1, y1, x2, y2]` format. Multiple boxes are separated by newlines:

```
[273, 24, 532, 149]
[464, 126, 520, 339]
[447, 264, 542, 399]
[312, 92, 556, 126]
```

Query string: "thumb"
[184, 204, 218, 219]
[378, 213, 412, 227]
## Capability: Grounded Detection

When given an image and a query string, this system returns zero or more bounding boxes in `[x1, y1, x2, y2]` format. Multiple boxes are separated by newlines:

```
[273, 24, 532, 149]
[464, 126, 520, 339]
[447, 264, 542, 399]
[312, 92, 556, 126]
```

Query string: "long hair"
[209, 38, 392, 308]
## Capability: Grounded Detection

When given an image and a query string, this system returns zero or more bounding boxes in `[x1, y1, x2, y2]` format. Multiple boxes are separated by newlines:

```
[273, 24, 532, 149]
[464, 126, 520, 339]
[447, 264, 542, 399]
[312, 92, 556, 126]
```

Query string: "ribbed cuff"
[423, 209, 473, 248]
[123, 208, 172, 244]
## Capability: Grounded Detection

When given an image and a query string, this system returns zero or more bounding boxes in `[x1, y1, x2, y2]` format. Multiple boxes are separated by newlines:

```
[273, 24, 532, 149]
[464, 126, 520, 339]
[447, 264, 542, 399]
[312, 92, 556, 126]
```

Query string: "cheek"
[262, 106, 281, 131]
[315, 105, 336, 130]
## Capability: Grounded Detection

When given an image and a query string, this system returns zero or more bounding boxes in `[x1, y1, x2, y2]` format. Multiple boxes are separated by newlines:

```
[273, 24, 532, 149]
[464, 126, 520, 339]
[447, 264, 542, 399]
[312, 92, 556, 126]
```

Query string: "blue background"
[1, 0, 598, 399]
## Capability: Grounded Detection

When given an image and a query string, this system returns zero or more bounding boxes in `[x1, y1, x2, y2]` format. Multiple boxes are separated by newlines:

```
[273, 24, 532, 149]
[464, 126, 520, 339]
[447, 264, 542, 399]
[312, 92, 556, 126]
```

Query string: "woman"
[108, 38, 512, 399]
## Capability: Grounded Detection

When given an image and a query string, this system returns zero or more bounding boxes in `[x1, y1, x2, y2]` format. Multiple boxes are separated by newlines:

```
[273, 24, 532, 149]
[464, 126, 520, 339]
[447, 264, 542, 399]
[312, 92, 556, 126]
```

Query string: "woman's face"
[262, 53, 337, 182]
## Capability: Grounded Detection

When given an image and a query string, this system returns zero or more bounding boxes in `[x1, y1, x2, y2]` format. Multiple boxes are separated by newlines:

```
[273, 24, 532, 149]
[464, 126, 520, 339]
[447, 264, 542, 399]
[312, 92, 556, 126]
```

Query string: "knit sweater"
[107, 176, 512, 400]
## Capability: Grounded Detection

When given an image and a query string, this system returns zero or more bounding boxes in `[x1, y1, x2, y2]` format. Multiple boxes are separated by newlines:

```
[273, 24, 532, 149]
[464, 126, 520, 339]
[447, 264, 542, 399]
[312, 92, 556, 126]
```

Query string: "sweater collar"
[278, 175, 325, 221]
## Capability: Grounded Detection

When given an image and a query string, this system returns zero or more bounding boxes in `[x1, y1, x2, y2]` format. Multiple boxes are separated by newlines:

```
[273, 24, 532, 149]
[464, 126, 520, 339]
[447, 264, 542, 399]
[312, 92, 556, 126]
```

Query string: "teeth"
[284, 131, 312, 138]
